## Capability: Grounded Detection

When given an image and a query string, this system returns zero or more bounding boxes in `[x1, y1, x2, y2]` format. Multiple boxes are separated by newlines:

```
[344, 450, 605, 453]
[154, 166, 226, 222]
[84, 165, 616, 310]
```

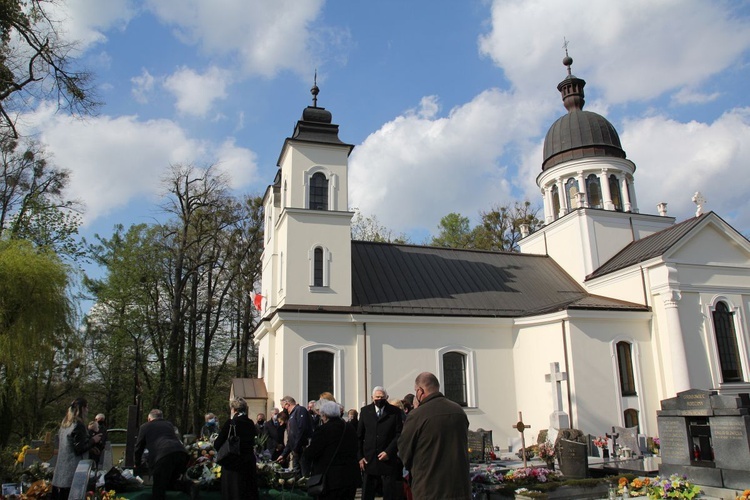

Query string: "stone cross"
[545, 362, 570, 430]
[692, 191, 707, 217]
[513, 411, 531, 468]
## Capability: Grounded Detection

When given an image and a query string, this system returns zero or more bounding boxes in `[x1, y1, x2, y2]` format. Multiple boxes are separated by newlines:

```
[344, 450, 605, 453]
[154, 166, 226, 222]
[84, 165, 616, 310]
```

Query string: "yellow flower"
[618, 477, 627, 486]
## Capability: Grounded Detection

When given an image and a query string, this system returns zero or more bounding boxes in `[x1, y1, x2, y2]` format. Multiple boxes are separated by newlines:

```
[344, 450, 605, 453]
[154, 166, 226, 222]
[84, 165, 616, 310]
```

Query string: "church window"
[307, 350, 334, 403]
[616, 341, 637, 396]
[586, 174, 602, 208]
[624, 409, 639, 431]
[712, 301, 743, 383]
[551, 185, 561, 219]
[310, 172, 328, 210]
[609, 175, 623, 211]
[443, 351, 467, 407]
[313, 247, 324, 287]
[565, 178, 579, 209]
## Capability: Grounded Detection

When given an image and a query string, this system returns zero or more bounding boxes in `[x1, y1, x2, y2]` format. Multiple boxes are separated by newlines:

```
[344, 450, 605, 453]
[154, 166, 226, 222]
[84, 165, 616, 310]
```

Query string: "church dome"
[541, 56, 626, 171]
[542, 110, 625, 170]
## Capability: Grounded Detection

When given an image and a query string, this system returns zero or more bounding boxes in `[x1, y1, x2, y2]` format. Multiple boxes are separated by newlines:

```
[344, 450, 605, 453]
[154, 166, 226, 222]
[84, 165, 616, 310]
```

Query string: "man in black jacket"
[358, 386, 404, 500]
[276, 396, 313, 476]
[134, 409, 192, 500]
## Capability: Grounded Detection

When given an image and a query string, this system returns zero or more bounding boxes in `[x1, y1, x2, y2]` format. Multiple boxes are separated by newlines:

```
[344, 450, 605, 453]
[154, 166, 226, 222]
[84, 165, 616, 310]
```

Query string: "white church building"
[253, 56, 750, 447]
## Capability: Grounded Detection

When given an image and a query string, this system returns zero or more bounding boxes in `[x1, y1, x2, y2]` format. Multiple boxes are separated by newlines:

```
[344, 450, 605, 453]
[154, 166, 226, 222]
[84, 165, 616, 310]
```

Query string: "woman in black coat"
[303, 400, 361, 500]
[213, 398, 258, 500]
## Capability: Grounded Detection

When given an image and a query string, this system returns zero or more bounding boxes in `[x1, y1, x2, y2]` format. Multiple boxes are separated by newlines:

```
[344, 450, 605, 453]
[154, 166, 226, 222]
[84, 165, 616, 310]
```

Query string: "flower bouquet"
[647, 474, 701, 499]
[617, 476, 651, 497]
[593, 436, 608, 449]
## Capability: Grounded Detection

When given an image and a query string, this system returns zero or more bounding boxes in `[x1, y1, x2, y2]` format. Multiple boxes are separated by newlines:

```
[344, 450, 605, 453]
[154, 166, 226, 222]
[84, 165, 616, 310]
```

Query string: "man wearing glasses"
[276, 396, 313, 476]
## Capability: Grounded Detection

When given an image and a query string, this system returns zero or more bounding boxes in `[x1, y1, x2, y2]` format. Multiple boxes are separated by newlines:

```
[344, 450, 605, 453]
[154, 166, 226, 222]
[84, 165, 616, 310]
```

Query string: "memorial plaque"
[657, 417, 690, 465]
[557, 439, 587, 478]
[711, 415, 750, 471]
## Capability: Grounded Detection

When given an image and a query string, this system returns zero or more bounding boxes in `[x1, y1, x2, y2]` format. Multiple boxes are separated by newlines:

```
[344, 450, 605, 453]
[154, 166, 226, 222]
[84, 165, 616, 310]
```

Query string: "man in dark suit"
[134, 409, 194, 500]
[358, 386, 404, 500]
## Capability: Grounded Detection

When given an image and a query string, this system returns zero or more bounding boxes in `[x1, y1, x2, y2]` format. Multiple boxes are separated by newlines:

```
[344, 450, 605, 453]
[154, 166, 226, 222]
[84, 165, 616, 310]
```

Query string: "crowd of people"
[55, 371, 472, 500]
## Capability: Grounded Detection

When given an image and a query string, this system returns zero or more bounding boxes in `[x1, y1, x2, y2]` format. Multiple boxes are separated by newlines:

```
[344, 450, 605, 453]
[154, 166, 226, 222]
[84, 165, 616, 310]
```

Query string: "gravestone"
[612, 426, 642, 458]
[124, 404, 139, 468]
[68, 459, 94, 500]
[512, 412, 531, 467]
[557, 439, 588, 478]
[657, 389, 750, 489]
[468, 429, 493, 462]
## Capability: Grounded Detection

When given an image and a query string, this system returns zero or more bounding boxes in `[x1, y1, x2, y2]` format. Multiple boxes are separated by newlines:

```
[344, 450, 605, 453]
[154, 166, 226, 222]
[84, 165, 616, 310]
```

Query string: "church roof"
[542, 54, 627, 171]
[586, 213, 710, 280]
[340, 241, 646, 317]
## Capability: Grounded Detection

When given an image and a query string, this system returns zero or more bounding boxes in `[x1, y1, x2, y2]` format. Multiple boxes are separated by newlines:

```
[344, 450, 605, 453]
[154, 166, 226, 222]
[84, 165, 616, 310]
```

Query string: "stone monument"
[658, 388, 750, 489]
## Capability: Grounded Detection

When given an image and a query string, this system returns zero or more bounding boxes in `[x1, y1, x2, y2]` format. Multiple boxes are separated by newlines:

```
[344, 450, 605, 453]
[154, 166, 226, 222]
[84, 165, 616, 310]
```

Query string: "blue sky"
[17, 0, 750, 247]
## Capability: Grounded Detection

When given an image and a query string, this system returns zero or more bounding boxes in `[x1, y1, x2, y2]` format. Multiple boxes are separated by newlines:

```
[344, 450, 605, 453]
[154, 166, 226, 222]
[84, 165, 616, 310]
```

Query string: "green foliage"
[351, 208, 410, 243]
[430, 201, 542, 252]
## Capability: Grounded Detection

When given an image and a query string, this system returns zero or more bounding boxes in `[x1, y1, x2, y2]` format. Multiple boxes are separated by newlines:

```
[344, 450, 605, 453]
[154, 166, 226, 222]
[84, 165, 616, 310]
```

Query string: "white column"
[556, 177, 567, 216]
[662, 290, 691, 394]
[544, 186, 554, 224]
[628, 176, 639, 213]
[577, 171, 587, 208]
[599, 168, 613, 211]
[620, 175, 632, 212]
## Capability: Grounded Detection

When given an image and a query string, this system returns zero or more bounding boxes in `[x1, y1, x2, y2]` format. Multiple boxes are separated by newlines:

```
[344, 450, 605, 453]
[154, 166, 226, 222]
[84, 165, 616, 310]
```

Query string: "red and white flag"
[251, 291, 264, 311]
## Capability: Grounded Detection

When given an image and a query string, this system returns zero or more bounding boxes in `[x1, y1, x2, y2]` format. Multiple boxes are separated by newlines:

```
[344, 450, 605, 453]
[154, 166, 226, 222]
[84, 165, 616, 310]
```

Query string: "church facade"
[253, 59, 750, 448]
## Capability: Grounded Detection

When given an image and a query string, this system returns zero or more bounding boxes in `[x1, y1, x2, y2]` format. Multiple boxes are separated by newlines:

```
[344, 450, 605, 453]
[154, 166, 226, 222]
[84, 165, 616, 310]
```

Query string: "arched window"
[443, 352, 467, 407]
[624, 409, 639, 432]
[307, 350, 334, 403]
[309, 172, 328, 210]
[616, 341, 637, 396]
[313, 247, 324, 287]
[551, 185, 561, 220]
[565, 178, 579, 209]
[712, 301, 743, 383]
[586, 174, 602, 208]
[609, 175, 623, 211]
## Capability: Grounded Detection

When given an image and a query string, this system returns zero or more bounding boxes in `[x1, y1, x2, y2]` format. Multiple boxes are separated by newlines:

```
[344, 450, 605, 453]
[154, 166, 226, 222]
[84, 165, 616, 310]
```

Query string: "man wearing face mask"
[358, 386, 404, 500]
[201, 413, 219, 441]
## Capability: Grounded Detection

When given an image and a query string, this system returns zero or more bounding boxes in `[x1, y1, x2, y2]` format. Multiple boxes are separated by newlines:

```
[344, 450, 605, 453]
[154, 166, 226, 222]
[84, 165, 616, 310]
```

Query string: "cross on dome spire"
[311, 70, 319, 107]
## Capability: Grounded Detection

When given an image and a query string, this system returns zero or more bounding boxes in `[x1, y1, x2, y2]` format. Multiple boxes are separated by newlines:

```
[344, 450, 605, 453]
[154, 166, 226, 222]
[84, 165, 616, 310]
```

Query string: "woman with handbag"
[51, 398, 103, 500]
[303, 400, 361, 499]
[213, 398, 259, 499]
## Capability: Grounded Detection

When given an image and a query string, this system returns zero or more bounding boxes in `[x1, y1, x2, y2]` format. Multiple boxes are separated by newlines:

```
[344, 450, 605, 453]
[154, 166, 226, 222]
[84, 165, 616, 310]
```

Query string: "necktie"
[377, 408, 382, 418]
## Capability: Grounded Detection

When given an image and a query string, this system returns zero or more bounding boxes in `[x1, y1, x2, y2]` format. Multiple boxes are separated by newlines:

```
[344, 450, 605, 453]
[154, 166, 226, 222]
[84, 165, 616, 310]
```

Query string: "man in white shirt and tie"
[357, 386, 405, 500]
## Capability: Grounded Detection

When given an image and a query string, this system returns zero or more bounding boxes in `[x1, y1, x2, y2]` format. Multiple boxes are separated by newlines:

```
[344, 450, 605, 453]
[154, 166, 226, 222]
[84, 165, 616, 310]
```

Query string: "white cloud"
[478, 0, 750, 104]
[164, 66, 231, 117]
[131, 69, 155, 104]
[671, 88, 721, 106]
[144, 0, 326, 78]
[349, 89, 549, 236]
[621, 109, 750, 230]
[19, 104, 260, 225]
[46, 0, 136, 51]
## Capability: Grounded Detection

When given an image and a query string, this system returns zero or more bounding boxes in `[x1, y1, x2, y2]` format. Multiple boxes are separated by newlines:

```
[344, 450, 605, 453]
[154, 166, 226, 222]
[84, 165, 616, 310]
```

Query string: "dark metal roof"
[276, 106, 354, 166]
[586, 213, 709, 280]
[542, 110, 626, 170]
[276, 241, 642, 318]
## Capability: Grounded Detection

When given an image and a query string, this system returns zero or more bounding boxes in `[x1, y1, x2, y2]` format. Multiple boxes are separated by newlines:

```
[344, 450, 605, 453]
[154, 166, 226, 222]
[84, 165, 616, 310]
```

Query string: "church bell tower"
[259, 79, 355, 313]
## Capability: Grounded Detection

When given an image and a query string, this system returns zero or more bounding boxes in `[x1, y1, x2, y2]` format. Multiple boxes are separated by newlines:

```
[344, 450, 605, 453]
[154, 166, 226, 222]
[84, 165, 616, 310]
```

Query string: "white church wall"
[278, 144, 349, 210]
[512, 318, 566, 445]
[585, 267, 649, 305]
[354, 317, 518, 444]
[565, 313, 658, 438]
[279, 210, 352, 306]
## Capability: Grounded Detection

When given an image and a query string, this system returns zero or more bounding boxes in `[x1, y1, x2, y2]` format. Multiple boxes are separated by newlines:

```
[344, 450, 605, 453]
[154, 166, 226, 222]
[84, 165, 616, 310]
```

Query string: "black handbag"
[307, 473, 325, 495]
[307, 424, 346, 496]
[215, 422, 240, 466]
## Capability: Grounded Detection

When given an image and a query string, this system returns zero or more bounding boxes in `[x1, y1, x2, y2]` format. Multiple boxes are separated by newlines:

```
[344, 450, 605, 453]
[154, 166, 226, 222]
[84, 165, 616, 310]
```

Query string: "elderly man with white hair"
[358, 386, 405, 500]
[303, 400, 360, 499]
